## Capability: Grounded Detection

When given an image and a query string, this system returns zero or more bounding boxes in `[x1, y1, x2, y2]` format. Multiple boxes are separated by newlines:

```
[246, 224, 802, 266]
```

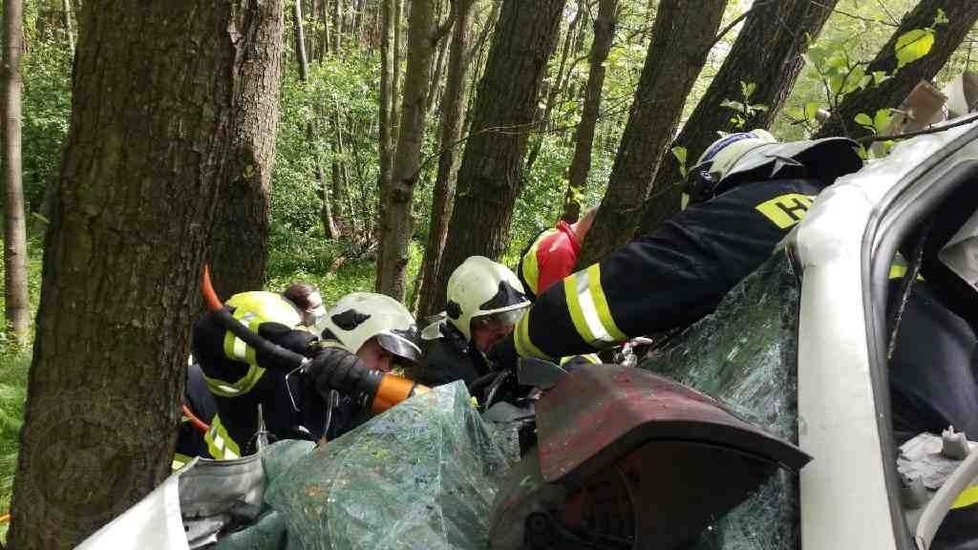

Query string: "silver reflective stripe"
[574, 270, 615, 343]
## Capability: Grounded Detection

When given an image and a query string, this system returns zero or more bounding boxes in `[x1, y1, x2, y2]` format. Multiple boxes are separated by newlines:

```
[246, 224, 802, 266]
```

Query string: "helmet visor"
[472, 306, 528, 329]
[375, 329, 423, 365]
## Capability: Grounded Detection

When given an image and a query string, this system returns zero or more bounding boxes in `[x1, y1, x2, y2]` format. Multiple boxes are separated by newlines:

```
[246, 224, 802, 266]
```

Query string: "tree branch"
[859, 112, 978, 144]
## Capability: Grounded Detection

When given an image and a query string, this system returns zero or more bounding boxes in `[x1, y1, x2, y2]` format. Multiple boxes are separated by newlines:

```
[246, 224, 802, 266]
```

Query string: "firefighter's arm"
[512, 191, 787, 360]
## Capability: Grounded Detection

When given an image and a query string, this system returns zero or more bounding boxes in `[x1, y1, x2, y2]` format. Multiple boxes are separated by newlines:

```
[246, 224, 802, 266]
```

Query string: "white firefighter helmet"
[321, 292, 422, 365]
[446, 256, 531, 341]
[686, 129, 861, 203]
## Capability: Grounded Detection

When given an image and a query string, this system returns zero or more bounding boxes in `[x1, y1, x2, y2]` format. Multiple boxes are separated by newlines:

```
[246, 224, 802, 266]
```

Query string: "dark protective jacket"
[513, 178, 822, 359]
[173, 363, 218, 468]
[192, 292, 362, 457]
[413, 322, 493, 387]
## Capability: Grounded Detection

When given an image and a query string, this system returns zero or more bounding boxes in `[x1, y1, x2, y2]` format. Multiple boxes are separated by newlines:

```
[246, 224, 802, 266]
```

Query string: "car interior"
[867, 136, 978, 549]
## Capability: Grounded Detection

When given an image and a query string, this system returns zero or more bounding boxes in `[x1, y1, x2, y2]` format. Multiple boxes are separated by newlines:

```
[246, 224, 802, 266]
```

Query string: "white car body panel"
[793, 121, 978, 549]
[75, 460, 193, 550]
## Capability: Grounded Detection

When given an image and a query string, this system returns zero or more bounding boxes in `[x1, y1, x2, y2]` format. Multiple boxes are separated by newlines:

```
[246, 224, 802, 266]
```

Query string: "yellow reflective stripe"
[888, 263, 924, 281]
[754, 193, 815, 229]
[586, 264, 627, 341]
[171, 453, 193, 471]
[559, 353, 601, 366]
[204, 414, 241, 460]
[200, 365, 265, 397]
[520, 234, 547, 296]
[565, 266, 624, 347]
[514, 310, 548, 359]
[565, 273, 597, 345]
[952, 484, 978, 510]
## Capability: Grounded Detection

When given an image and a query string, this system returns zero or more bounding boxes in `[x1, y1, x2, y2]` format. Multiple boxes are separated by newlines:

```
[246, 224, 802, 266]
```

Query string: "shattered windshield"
[639, 250, 802, 548]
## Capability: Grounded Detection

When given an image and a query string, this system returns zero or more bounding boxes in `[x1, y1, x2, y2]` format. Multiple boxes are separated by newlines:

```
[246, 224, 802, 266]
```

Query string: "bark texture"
[427, 0, 566, 310]
[562, 0, 618, 223]
[9, 1, 283, 547]
[3, 0, 29, 342]
[638, 0, 837, 235]
[378, 0, 395, 210]
[416, 0, 475, 318]
[577, 0, 726, 267]
[376, 0, 438, 299]
[815, 0, 978, 139]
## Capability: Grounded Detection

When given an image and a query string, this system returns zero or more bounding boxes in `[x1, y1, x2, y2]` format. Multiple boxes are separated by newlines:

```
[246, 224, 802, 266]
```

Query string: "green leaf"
[872, 71, 889, 85]
[895, 29, 935, 69]
[854, 112, 874, 128]
[873, 109, 892, 133]
[740, 81, 757, 100]
[720, 99, 746, 112]
[933, 8, 949, 26]
[671, 146, 689, 178]
[804, 102, 820, 121]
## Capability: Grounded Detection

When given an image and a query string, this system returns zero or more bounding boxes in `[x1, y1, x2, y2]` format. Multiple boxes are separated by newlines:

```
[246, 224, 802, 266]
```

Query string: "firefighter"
[283, 282, 327, 329]
[509, 130, 863, 360]
[517, 207, 598, 300]
[191, 288, 397, 458]
[313, 292, 423, 439]
[414, 256, 531, 387]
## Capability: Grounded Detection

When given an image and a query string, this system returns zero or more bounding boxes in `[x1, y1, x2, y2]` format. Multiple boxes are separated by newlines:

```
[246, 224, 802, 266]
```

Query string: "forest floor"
[0, 231, 417, 541]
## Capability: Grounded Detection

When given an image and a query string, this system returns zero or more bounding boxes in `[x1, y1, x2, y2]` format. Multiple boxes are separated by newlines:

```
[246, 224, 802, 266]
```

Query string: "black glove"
[487, 332, 519, 373]
[304, 347, 383, 404]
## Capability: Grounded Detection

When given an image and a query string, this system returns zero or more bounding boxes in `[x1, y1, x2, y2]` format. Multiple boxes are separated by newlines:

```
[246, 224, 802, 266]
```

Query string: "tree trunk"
[62, 0, 75, 59]
[524, 0, 585, 174]
[392, 0, 404, 140]
[295, 0, 337, 239]
[816, 0, 978, 140]
[561, 0, 617, 223]
[637, 0, 837, 235]
[293, 0, 310, 80]
[332, 0, 343, 51]
[576, 0, 725, 268]
[378, 0, 395, 212]
[8, 1, 283, 546]
[376, 0, 438, 299]
[426, 0, 566, 308]
[416, 0, 474, 318]
[426, 22, 450, 113]
[3, 0, 28, 343]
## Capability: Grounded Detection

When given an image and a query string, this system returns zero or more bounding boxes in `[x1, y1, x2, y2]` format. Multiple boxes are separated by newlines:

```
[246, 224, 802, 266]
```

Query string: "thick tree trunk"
[8, 1, 283, 547]
[576, 0, 725, 268]
[416, 0, 474, 318]
[637, 0, 837, 235]
[816, 0, 978, 140]
[376, 0, 438, 299]
[426, 0, 566, 308]
[561, 0, 617, 223]
[3, 0, 28, 343]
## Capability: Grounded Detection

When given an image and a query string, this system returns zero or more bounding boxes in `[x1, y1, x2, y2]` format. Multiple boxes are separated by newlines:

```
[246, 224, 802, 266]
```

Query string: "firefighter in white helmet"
[414, 256, 531, 387]
[312, 292, 423, 439]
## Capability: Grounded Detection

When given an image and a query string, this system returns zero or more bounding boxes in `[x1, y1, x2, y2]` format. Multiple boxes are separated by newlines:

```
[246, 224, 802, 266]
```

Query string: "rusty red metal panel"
[536, 365, 810, 483]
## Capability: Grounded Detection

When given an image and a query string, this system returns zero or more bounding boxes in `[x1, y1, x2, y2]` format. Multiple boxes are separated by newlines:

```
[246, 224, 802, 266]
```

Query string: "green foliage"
[670, 146, 688, 179]
[720, 81, 769, 130]
[895, 28, 936, 69]
[20, 3, 73, 211]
